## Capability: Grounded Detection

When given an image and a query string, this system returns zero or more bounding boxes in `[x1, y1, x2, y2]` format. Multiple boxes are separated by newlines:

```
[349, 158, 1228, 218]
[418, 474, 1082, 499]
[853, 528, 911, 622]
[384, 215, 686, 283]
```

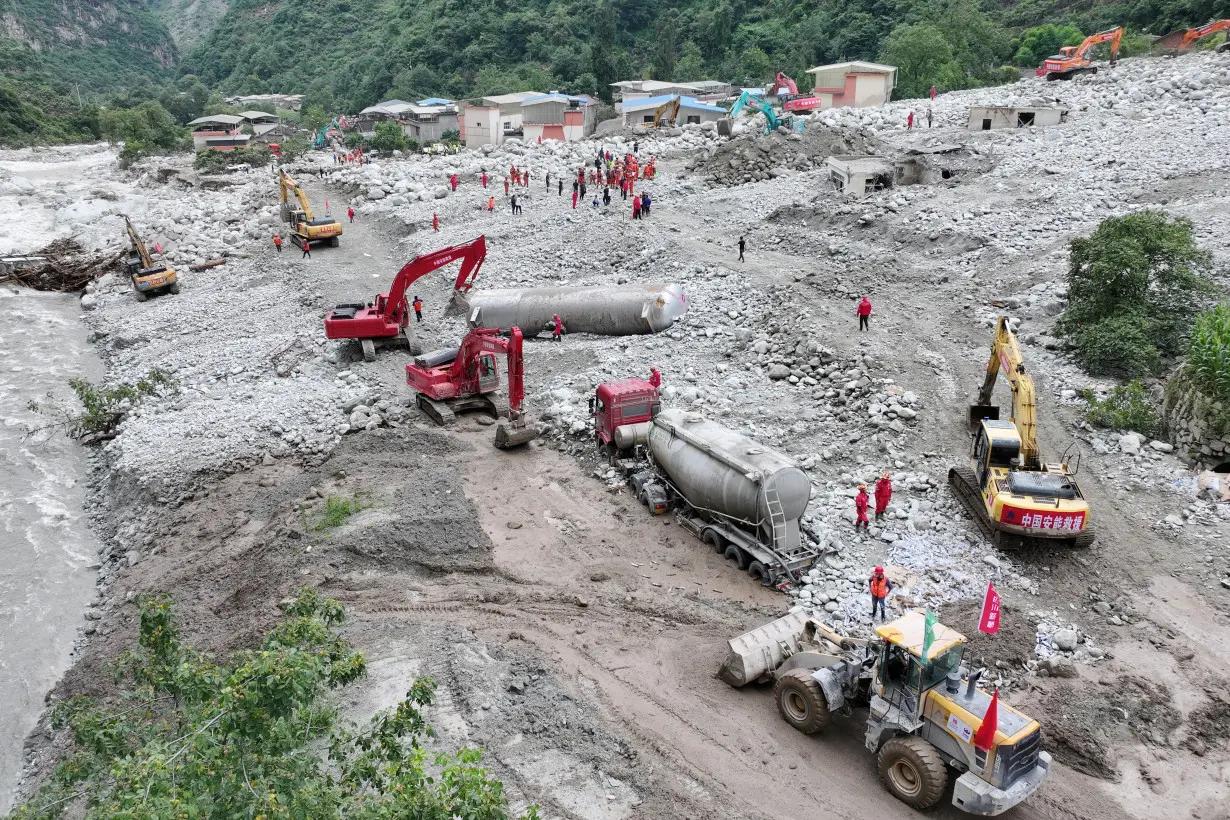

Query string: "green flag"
[922, 609, 938, 660]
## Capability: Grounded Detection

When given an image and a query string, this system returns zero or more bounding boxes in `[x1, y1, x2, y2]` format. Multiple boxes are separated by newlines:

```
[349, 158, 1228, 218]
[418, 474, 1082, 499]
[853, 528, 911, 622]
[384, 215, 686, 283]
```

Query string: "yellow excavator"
[122, 216, 179, 302]
[949, 317, 1094, 548]
[651, 96, 681, 127]
[278, 169, 342, 249]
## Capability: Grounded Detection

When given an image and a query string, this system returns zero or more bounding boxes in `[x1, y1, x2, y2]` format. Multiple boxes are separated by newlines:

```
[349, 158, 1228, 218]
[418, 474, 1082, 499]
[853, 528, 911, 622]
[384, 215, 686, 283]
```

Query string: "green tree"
[878, 23, 960, 98]
[673, 41, 708, 81]
[371, 120, 408, 152]
[14, 590, 538, 820]
[99, 101, 185, 166]
[159, 74, 211, 125]
[1012, 24, 1085, 67]
[300, 104, 329, 134]
[654, 10, 680, 80]
[1056, 211, 1216, 377]
[738, 46, 772, 86]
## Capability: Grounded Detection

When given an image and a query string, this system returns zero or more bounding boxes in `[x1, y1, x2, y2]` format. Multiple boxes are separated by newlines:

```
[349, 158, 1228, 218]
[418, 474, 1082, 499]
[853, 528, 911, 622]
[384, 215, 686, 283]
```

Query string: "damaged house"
[967, 105, 1069, 130]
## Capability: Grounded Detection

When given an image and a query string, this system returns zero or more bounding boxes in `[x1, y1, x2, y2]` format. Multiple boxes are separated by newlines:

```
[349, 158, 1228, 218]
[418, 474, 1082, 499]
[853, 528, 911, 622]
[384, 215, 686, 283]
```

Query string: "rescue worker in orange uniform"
[869, 566, 894, 621]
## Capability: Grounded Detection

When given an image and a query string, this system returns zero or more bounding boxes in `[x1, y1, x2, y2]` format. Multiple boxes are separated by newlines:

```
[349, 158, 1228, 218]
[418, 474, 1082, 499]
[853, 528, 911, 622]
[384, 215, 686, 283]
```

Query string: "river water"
[0, 288, 101, 812]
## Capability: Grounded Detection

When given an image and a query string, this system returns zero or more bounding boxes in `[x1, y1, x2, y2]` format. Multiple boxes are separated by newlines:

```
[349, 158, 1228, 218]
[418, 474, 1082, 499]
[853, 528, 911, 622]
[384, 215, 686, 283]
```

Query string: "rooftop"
[807, 61, 897, 75]
[828, 155, 894, 174]
[622, 94, 725, 113]
[188, 114, 244, 126]
[416, 97, 453, 106]
[237, 111, 278, 121]
[480, 91, 545, 105]
[874, 610, 966, 661]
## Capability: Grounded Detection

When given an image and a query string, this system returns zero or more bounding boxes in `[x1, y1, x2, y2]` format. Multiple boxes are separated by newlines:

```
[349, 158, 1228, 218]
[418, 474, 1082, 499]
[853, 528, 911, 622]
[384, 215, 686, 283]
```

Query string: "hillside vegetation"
[182, 0, 1230, 111]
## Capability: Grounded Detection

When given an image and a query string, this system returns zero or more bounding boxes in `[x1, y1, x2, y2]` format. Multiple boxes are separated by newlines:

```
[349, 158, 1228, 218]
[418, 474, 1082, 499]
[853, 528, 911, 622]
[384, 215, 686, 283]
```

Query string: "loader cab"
[872, 612, 967, 716]
[972, 420, 1021, 489]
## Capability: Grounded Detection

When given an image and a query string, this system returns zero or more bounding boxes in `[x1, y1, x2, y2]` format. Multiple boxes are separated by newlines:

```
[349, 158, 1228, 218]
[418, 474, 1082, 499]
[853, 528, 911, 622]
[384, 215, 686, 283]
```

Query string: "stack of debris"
[0, 239, 121, 292]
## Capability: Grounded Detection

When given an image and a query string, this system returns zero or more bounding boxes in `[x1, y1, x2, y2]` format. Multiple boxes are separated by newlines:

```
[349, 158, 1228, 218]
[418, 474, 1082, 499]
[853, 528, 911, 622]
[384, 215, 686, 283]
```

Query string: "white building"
[795, 62, 897, 111]
[610, 80, 731, 111]
[519, 94, 598, 142]
[459, 91, 544, 147]
[620, 95, 726, 127]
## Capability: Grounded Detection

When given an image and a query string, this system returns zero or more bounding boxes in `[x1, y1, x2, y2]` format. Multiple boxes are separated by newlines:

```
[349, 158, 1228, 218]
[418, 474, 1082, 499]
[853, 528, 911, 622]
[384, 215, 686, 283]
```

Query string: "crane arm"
[123, 216, 153, 269]
[383, 235, 487, 324]
[976, 317, 1039, 466]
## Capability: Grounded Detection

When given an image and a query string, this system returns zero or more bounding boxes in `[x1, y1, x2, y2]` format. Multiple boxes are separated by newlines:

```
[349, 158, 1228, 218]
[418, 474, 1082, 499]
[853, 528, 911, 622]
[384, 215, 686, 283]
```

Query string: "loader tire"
[878, 736, 948, 810]
[774, 668, 830, 734]
[724, 545, 747, 570]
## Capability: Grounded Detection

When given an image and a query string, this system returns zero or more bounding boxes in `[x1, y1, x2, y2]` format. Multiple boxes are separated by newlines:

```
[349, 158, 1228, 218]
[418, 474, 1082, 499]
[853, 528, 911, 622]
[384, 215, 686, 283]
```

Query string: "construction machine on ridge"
[1158, 19, 1230, 53]
[278, 169, 342, 250]
[324, 236, 486, 361]
[122, 215, 179, 302]
[949, 316, 1094, 548]
[1037, 27, 1123, 80]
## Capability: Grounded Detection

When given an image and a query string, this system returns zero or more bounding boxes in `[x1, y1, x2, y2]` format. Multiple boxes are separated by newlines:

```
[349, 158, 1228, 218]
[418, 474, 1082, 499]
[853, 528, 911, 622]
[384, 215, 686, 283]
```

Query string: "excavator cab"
[472, 354, 499, 393]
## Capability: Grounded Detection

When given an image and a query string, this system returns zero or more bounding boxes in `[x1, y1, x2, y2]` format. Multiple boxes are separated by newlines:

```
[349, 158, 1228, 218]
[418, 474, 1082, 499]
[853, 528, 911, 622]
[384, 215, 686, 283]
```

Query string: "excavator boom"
[970, 317, 1038, 466]
[123, 216, 153, 270]
[279, 169, 342, 248]
[1038, 26, 1122, 79]
[1177, 19, 1230, 49]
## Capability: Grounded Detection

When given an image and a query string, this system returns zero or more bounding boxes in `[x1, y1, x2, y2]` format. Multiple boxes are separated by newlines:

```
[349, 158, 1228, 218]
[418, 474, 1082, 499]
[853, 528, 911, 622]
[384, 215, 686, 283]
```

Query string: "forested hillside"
[183, 0, 1229, 112]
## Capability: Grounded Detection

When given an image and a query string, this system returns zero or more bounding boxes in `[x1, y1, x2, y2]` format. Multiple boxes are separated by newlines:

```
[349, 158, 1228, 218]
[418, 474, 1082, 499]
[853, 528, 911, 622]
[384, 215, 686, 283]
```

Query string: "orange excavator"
[1037, 26, 1123, 80]
[1159, 19, 1230, 53]
[405, 327, 536, 449]
[323, 236, 486, 361]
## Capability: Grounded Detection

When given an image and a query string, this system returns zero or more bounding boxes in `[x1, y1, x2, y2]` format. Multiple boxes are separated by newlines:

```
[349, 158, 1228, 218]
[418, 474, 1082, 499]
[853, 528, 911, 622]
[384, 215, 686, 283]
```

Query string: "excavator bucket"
[494, 417, 537, 449]
[968, 404, 999, 431]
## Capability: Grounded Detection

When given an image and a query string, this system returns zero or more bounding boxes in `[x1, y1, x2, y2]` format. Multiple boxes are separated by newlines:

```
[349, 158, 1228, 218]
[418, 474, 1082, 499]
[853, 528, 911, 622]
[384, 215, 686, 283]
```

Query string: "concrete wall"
[968, 107, 1066, 130]
[461, 106, 501, 147]
[678, 106, 723, 125]
[853, 74, 892, 106]
[1164, 364, 1230, 469]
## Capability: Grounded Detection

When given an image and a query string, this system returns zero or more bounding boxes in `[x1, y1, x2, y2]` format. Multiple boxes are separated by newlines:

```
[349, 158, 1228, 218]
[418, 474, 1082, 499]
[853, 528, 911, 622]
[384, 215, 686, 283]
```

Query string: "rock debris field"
[5, 51, 1230, 819]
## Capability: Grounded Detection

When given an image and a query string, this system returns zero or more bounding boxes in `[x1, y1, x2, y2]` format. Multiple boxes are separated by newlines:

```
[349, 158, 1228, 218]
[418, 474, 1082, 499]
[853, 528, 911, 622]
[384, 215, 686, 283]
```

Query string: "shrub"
[28, 369, 175, 440]
[1189, 303, 1230, 405]
[193, 146, 272, 172]
[99, 101, 187, 167]
[314, 494, 365, 530]
[1012, 24, 1084, 67]
[370, 120, 407, 152]
[1080, 380, 1163, 438]
[12, 589, 538, 819]
[1056, 211, 1215, 377]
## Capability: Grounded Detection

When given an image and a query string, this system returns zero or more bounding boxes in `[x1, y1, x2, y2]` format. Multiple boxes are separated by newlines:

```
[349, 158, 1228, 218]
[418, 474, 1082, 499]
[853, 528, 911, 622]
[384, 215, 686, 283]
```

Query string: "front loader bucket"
[968, 404, 999, 432]
[494, 418, 537, 450]
[717, 610, 810, 688]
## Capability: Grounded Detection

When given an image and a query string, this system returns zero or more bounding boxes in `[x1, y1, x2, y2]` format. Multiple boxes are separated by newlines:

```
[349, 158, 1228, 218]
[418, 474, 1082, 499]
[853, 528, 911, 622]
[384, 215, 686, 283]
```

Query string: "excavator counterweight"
[949, 317, 1094, 548]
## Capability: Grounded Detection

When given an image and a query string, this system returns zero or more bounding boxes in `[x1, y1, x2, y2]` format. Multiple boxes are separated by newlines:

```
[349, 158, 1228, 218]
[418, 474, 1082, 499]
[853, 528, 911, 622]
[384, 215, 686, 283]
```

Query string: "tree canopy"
[14, 589, 538, 820]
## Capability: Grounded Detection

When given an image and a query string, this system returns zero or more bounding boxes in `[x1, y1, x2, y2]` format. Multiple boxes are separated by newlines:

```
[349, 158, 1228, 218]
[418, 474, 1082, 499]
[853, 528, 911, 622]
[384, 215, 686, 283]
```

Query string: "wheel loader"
[720, 610, 1050, 815]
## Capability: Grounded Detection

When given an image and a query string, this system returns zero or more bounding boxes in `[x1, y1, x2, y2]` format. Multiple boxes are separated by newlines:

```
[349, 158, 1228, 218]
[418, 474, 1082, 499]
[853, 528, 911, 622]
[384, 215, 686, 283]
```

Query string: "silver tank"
[647, 409, 810, 550]
[613, 421, 651, 450]
[455, 283, 687, 337]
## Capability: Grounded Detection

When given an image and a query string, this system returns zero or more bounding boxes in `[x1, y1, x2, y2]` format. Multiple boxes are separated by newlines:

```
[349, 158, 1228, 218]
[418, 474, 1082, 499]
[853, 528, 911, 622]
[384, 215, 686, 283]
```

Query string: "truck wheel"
[878, 736, 948, 810]
[773, 668, 830, 734]
[702, 530, 725, 553]
[724, 545, 747, 569]
[747, 561, 770, 585]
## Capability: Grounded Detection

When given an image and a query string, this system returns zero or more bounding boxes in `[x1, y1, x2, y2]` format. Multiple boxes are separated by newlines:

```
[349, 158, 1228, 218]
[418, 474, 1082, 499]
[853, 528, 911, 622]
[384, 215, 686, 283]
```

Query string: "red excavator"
[1037, 27, 1123, 80]
[405, 326, 536, 449]
[323, 235, 486, 361]
[769, 72, 799, 100]
[1159, 19, 1230, 53]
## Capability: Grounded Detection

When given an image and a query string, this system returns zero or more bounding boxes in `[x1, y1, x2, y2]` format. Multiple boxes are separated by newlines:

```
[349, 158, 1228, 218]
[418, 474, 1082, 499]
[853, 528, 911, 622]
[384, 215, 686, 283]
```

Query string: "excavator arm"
[1179, 19, 1230, 49]
[446, 326, 524, 414]
[123, 216, 153, 269]
[652, 97, 680, 127]
[972, 317, 1039, 468]
[1075, 27, 1123, 63]
[772, 72, 798, 97]
[281, 170, 316, 221]
[382, 235, 487, 325]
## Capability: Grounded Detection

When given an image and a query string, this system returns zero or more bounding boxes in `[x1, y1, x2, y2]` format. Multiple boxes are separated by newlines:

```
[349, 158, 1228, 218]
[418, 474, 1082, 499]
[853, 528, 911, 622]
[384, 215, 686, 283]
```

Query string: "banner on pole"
[978, 581, 1001, 635]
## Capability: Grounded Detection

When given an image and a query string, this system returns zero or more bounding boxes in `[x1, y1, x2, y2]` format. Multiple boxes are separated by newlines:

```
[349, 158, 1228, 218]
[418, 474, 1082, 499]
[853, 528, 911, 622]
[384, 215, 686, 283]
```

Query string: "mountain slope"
[0, 0, 177, 92]
[148, 0, 231, 51]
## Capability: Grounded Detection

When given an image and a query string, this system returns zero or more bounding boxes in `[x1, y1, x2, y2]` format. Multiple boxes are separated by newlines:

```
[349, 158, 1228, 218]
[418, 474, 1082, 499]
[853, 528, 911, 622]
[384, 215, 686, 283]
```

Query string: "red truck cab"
[592, 379, 660, 447]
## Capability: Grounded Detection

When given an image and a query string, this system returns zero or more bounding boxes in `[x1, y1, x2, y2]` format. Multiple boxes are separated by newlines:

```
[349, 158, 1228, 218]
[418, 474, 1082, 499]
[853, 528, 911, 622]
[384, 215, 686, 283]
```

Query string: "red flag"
[973, 689, 999, 751]
[978, 581, 1001, 635]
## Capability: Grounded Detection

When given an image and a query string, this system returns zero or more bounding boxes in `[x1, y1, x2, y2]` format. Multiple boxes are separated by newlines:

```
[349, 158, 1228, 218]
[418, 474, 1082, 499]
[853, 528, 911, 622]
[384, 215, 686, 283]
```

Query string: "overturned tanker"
[453, 283, 687, 337]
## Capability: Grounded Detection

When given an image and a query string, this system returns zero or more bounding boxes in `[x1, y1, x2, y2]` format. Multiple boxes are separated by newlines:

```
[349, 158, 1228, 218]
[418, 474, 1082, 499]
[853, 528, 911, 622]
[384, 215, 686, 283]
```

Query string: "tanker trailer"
[645, 409, 820, 586]
[454, 283, 687, 337]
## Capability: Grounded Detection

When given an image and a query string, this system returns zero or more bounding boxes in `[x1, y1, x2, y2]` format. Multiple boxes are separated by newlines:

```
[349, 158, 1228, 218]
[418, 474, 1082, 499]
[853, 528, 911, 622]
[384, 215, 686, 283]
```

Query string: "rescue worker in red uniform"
[857, 296, 872, 331]
[648, 368, 661, 389]
[432, 213, 439, 232]
[874, 472, 893, 520]
[551, 314, 564, 343]
[855, 484, 870, 532]
[869, 566, 894, 621]
[481, 171, 488, 188]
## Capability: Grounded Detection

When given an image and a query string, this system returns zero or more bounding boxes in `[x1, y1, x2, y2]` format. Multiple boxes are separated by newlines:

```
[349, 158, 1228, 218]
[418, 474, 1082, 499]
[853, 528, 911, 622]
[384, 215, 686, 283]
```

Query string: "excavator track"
[416, 394, 456, 426]
[948, 467, 1094, 549]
